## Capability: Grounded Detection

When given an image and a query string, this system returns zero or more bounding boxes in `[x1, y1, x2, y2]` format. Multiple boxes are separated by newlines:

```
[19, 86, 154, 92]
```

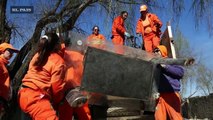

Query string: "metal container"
[81, 44, 161, 111]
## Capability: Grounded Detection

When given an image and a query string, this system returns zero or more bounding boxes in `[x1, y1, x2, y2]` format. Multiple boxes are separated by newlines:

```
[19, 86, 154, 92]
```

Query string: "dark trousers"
[89, 105, 108, 120]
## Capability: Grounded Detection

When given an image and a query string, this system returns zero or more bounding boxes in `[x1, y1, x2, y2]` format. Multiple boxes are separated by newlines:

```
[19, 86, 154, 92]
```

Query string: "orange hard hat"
[140, 5, 148, 12]
[157, 45, 168, 58]
[0, 43, 19, 54]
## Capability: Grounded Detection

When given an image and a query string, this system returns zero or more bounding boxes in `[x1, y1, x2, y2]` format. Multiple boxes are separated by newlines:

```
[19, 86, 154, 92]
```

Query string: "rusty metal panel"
[160, 28, 173, 58]
[81, 46, 161, 100]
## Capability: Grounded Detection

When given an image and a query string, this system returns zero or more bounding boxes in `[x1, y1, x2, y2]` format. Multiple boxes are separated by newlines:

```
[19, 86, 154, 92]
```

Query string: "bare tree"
[0, 0, 11, 43]
[174, 29, 213, 97]
[1, 0, 213, 119]
[190, 0, 213, 36]
[4, 0, 98, 119]
[196, 64, 213, 95]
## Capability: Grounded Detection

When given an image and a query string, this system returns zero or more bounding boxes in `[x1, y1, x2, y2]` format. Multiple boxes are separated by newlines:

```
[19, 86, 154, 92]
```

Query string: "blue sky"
[7, 1, 213, 71]
[7, 1, 213, 70]
[178, 5, 213, 70]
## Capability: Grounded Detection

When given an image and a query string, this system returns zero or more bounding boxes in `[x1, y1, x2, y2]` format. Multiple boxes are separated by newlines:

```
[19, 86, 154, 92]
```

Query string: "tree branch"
[0, 0, 11, 43]
[116, 0, 141, 4]
[9, 0, 99, 85]
[60, 0, 98, 32]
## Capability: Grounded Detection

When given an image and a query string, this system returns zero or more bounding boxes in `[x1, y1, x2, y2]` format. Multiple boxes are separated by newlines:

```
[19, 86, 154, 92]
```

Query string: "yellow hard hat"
[140, 5, 148, 12]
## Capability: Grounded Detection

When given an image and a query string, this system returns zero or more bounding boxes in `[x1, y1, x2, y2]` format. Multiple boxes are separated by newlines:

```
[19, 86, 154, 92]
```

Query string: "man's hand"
[124, 32, 131, 38]
[184, 58, 195, 66]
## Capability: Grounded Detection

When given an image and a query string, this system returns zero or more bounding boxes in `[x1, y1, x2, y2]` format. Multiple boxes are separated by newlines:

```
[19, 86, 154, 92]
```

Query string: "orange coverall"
[155, 92, 182, 120]
[154, 45, 183, 120]
[0, 56, 10, 111]
[18, 53, 66, 120]
[136, 13, 162, 52]
[112, 16, 126, 45]
[58, 50, 91, 120]
[0, 43, 19, 112]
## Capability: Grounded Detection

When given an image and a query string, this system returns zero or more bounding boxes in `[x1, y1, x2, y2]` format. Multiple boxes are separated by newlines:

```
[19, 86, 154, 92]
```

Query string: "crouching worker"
[0, 43, 19, 115]
[57, 40, 91, 120]
[18, 33, 66, 120]
[154, 45, 184, 120]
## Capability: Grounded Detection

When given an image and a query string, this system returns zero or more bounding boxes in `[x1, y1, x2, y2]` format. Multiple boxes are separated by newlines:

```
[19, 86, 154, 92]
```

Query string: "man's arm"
[161, 65, 184, 79]
[114, 17, 126, 34]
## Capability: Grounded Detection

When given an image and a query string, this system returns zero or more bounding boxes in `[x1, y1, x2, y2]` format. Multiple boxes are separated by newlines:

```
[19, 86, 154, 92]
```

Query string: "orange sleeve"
[136, 19, 142, 34]
[51, 63, 66, 104]
[0, 58, 10, 100]
[51, 64, 66, 103]
[151, 14, 162, 27]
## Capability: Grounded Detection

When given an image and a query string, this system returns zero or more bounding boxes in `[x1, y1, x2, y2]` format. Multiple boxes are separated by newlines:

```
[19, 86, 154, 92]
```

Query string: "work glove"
[184, 57, 195, 66]
[124, 32, 131, 38]
[160, 64, 166, 68]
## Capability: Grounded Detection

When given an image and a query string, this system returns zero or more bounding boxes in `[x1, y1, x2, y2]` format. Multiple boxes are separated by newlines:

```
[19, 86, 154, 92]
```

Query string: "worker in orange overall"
[57, 39, 91, 120]
[87, 28, 108, 119]
[154, 45, 184, 120]
[18, 33, 67, 120]
[111, 11, 130, 45]
[136, 5, 162, 52]
[87, 26, 106, 49]
[0, 43, 19, 113]
[88, 26, 105, 41]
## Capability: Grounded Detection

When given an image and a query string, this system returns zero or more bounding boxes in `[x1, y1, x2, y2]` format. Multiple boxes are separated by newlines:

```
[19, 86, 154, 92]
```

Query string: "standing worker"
[153, 45, 184, 120]
[111, 11, 130, 45]
[0, 43, 19, 114]
[18, 33, 67, 120]
[86, 27, 109, 119]
[136, 4, 162, 52]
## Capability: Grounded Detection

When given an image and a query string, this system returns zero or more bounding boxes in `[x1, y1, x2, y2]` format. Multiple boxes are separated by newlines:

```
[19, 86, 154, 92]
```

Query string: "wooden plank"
[160, 22, 176, 58]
